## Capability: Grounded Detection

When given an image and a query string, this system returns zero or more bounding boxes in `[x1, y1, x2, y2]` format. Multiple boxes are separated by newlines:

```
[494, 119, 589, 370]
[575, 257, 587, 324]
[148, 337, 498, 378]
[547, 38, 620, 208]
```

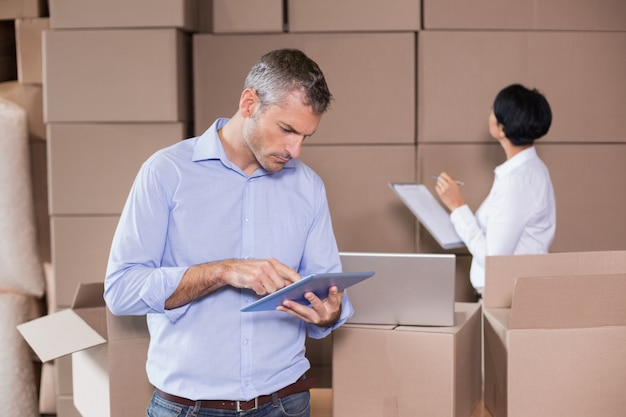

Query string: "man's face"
[243, 91, 321, 173]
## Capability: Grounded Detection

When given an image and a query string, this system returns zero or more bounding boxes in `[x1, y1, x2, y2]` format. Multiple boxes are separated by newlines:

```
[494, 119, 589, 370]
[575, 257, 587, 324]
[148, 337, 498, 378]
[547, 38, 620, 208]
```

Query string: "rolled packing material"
[0, 291, 41, 417]
[0, 97, 44, 296]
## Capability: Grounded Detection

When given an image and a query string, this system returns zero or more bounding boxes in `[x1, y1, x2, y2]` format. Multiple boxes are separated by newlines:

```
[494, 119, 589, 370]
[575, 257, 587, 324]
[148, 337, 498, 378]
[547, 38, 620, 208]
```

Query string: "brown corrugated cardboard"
[39, 362, 56, 414]
[47, 123, 184, 215]
[299, 145, 417, 253]
[484, 250, 626, 308]
[193, 33, 415, 145]
[418, 31, 626, 144]
[508, 274, 626, 329]
[305, 335, 333, 388]
[416, 142, 626, 254]
[455, 254, 475, 302]
[55, 355, 73, 395]
[484, 272, 626, 417]
[287, 0, 420, 32]
[44, 29, 191, 123]
[536, 144, 626, 252]
[18, 283, 152, 417]
[51, 216, 119, 307]
[0, 0, 45, 19]
[56, 395, 82, 417]
[210, 0, 283, 33]
[423, 0, 626, 31]
[14, 17, 48, 84]
[333, 303, 482, 417]
[531, 32, 626, 143]
[418, 31, 529, 143]
[49, 0, 198, 31]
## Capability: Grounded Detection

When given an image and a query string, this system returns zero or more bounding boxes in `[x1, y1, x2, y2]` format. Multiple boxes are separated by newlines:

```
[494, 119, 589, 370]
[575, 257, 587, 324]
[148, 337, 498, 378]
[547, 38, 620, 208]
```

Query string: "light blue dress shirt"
[104, 118, 353, 401]
[450, 146, 556, 291]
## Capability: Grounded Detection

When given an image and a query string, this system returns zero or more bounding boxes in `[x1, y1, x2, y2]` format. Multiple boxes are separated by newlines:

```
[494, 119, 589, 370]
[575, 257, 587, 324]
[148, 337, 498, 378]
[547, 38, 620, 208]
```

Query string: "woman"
[435, 84, 556, 294]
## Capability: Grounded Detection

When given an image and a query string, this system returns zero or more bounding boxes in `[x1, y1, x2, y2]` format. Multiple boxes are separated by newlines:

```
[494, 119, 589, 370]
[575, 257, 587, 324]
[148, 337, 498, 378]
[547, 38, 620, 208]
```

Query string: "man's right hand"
[164, 258, 301, 310]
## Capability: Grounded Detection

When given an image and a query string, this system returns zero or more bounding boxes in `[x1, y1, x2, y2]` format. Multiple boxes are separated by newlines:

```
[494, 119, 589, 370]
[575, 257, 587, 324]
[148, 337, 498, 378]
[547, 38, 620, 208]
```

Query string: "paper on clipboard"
[389, 183, 465, 250]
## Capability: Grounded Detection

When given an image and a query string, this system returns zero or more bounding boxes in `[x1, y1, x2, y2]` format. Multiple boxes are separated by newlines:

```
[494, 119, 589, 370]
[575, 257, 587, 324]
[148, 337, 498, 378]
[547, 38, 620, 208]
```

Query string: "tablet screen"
[240, 271, 375, 312]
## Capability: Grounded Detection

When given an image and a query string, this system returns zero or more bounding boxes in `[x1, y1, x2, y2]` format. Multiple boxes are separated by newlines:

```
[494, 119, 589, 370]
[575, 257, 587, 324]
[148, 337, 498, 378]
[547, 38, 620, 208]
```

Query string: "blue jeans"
[146, 390, 310, 417]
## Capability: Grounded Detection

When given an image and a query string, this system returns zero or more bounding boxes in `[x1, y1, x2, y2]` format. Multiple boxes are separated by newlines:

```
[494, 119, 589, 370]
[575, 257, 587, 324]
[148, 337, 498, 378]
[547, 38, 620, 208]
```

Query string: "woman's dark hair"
[493, 84, 552, 146]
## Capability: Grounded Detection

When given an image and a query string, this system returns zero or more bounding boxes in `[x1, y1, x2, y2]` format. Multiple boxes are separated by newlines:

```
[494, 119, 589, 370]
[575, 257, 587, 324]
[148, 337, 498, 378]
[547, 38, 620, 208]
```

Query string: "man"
[104, 49, 353, 417]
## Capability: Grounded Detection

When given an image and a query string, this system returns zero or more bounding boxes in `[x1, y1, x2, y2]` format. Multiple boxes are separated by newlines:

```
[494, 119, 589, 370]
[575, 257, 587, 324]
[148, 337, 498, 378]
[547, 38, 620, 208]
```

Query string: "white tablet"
[240, 271, 375, 312]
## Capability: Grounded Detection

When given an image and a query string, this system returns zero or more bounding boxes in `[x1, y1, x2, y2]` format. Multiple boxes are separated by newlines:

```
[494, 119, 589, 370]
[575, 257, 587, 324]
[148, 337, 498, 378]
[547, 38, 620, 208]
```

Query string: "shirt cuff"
[139, 266, 190, 323]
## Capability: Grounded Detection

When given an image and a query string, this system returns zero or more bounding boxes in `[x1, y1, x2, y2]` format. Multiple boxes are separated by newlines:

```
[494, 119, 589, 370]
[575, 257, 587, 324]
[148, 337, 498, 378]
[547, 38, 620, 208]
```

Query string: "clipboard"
[240, 271, 375, 312]
[389, 182, 465, 250]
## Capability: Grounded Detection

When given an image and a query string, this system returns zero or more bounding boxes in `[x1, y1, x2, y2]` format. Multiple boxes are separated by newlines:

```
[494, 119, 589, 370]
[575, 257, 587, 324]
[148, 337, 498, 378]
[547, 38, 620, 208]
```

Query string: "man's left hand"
[276, 286, 342, 327]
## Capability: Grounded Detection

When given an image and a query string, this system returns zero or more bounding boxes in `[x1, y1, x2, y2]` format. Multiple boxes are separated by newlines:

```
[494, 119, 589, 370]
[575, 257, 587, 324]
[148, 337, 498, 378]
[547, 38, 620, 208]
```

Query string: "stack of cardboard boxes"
[42, 1, 196, 415]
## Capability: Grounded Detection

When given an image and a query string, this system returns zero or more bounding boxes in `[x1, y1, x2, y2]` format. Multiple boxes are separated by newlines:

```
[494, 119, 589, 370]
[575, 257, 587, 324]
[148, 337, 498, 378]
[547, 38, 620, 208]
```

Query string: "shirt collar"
[192, 118, 229, 162]
[494, 146, 538, 177]
[191, 118, 297, 176]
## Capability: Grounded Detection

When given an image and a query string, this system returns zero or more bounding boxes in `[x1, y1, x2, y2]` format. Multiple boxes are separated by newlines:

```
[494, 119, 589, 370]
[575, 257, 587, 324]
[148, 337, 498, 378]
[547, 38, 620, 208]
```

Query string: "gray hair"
[244, 49, 332, 115]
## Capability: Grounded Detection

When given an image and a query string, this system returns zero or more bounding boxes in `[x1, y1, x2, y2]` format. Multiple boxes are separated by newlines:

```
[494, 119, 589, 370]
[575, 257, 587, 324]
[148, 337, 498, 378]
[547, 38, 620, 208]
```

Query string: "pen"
[432, 175, 464, 186]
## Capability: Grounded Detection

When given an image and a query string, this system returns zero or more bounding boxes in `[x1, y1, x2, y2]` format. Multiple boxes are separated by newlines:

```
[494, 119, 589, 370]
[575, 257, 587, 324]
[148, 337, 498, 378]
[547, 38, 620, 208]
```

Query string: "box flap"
[17, 309, 107, 362]
[484, 250, 626, 308]
[71, 282, 105, 309]
[509, 273, 626, 329]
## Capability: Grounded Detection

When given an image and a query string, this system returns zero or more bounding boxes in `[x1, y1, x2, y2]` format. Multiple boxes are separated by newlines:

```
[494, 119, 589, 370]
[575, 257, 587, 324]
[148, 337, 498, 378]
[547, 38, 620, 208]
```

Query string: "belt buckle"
[236, 397, 259, 412]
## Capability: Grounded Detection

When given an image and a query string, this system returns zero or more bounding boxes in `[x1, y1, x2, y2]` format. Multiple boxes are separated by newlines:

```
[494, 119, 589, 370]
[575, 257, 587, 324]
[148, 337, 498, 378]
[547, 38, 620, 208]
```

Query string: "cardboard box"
[299, 144, 416, 253]
[15, 17, 48, 84]
[193, 33, 415, 145]
[418, 31, 626, 144]
[56, 395, 82, 417]
[333, 303, 482, 417]
[18, 283, 153, 417]
[484, 250, 626, 308]
[47, 123, 185, 215]
[423, 0, 626, 31]
[305, 335, 333, 388]
[209, 0, 283, 33]
[287, 0, 420, 32]
[49, 0, 198, 31]
[483, 250, 626, 417]
[0, 0, 46, 19]
[44, 29, 191, 123]
[50, 216, 119, 308]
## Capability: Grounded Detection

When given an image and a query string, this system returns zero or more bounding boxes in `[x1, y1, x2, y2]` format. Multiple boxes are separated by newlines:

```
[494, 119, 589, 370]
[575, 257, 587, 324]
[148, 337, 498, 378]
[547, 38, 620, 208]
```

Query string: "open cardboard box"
[332, 302, 482, 417]
[17, 283, 153, 417]
[483, 250, 626, 417]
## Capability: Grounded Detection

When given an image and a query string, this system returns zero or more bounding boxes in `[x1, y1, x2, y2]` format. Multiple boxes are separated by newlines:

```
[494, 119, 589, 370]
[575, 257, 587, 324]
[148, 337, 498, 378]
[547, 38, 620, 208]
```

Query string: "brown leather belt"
[155, 376, 316, 412]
